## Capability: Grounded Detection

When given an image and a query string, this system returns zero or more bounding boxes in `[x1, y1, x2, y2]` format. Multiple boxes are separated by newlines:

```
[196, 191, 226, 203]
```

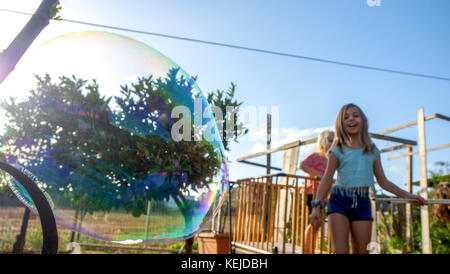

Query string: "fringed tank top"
[329, 145, 380, 208]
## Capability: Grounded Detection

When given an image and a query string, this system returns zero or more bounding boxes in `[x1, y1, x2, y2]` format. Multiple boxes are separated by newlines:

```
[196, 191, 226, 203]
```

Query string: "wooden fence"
[233, 173, 330, 254]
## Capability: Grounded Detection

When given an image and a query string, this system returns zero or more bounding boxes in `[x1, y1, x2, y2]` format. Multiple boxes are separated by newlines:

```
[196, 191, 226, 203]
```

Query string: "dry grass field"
[0, 206, 198, 254]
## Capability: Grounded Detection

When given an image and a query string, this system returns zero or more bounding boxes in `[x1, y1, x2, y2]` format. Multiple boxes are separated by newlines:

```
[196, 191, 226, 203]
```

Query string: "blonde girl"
[299, 130, 334, 253]
[309, 103, 426, 254]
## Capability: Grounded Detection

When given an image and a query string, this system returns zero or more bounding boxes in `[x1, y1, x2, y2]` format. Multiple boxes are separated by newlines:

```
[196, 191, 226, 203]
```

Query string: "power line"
[1, 7, 450, 82]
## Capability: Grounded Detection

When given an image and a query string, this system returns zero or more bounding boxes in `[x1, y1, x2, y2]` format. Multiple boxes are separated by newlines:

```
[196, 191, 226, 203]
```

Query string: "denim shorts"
[326, 192, 373, 222]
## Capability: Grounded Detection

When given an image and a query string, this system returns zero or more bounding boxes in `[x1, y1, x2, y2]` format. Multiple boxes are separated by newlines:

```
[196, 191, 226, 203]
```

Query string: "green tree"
[1, 68, 223, 237]
[207, 82, 248, 152]
[428, 161, 450, 186]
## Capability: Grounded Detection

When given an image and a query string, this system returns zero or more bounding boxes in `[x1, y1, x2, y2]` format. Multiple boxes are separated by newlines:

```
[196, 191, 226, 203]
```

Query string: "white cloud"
[388, 165, 403, 173]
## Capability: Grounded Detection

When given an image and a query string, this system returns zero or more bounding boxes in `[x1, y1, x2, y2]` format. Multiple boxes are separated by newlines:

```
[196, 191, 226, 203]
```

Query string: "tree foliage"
[207, 82, 248, 152]
[0, 68, 222, 223]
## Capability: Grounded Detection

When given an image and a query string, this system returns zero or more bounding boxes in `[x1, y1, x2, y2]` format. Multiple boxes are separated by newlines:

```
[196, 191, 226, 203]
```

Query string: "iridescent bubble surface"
[0, 31, 228, 243]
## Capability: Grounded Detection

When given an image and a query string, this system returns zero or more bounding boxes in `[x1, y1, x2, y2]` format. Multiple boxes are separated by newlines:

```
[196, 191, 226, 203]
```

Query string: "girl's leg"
[350, 221, 372, 254]
[304, 224, 312, 254]
[328, 213, 350, 254]
[303, 224, 319, 254]
[304, 200, 313, 253]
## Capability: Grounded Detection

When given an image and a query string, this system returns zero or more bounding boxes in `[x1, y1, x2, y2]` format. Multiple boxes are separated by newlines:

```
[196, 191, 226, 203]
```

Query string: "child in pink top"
[302, 151, 328, 196]
[300, 130, 334, 210]
[299, 130, 334, 253]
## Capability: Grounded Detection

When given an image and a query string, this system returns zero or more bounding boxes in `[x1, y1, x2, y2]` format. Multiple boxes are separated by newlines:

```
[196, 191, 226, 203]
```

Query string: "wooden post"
[144, 201, 151, 248]
[320, 207, 325, 254]
[311, 181, 317, 254]
[233, 182, 240, 243]
[185, 237, 194, 254]
[246, 182, 254, 245]
[417, 107, 432, 254]
[70, 206, 80, 243]
[274, 146, 300, 245]
[405, 147, 413, 251]
[292, 178, 299, 253]
[259, 178, 268, 248]
[300, 184, 307, 252]
[282, 178, 289, 254]
[237, 181, 245, 242]
[244, 181, 250, 244]
[295, 188, 301, 248]
[264, 115, 271, 250]
[275, 183, 281, 243]
[370, 187, 378, 245]
[267, 114, 271, 175]
[252, 179, 261, 247]
[267, 176, 274, 252]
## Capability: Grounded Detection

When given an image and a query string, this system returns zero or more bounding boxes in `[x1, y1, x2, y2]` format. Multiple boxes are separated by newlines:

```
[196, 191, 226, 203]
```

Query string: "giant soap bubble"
[0, 31, 228, 243]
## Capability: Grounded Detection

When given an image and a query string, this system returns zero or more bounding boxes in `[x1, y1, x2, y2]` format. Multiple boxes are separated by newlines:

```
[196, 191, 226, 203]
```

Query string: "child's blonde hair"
[332, 103, 375, 154]
[317, 130, 334, 156]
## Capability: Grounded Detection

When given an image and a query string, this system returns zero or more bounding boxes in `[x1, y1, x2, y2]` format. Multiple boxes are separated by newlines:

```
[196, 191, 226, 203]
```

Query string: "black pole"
[12, 207, 30, 253]
[0, 162, 58, 253]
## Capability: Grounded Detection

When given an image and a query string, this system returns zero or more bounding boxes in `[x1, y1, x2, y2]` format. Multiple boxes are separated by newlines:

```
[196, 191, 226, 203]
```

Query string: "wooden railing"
[233, 173, 330, 254]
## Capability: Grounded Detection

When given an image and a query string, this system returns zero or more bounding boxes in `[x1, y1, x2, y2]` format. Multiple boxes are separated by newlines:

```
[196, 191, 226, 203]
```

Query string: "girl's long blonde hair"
[317, 130, 334, 157]
[332, 103, 375, 154]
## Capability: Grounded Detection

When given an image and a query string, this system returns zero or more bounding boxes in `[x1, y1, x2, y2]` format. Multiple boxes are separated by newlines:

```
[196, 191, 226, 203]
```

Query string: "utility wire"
[1, 7, 450, 82]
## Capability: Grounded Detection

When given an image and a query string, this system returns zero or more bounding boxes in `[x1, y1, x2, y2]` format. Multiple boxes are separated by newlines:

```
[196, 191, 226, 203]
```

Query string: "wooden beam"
[233, 242, 272, 254]
[380, 144, 412, 153]
[237, 138, 316, 162]
[435, 113, 450, 122]
[370, 133, 417, 146]
[387, 143, 450, 160]
[237, 111, 448, 163]
[236, 140, 301, 162]
[375, 198, 450, 205]
[239, 160, 282, 171]
[377, 113, 449, 135]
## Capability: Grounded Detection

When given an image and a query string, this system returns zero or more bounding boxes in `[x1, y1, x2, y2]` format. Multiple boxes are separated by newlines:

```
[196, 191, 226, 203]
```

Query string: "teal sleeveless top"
[329, 145, 380, 200]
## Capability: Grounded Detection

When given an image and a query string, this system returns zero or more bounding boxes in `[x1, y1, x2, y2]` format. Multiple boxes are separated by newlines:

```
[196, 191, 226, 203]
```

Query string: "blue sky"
[0, 0, 449, 195]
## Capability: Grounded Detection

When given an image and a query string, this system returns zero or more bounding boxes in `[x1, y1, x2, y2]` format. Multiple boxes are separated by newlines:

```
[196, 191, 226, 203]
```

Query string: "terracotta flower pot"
[197, 232, 230, 254]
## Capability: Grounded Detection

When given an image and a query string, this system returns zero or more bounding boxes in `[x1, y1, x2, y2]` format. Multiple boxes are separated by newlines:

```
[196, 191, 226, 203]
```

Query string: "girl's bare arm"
[315, 153, 338, 203]
[300, 162, 323, 179]
[373, 158, 426, 205]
